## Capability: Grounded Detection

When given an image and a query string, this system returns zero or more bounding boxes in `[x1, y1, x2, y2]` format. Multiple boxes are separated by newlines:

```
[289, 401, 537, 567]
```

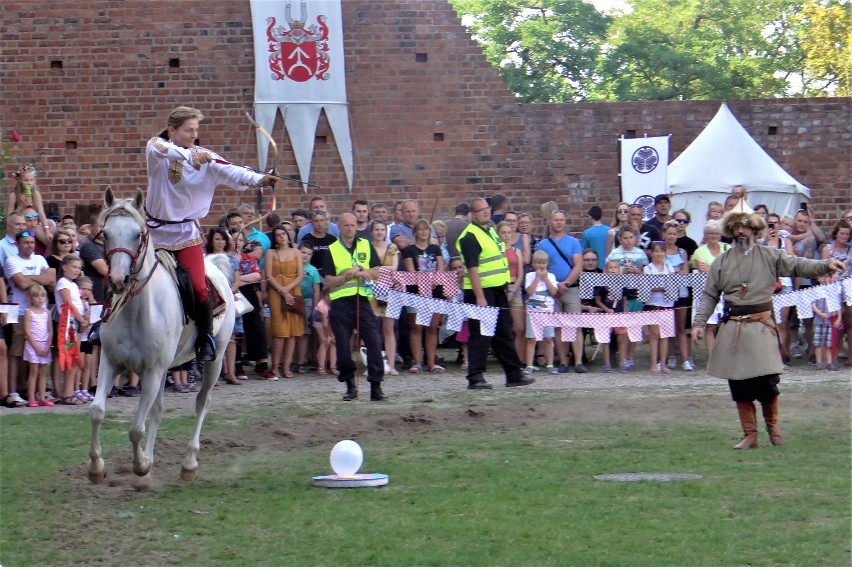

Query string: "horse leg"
[129, 368, 164, 477]
[143, 373, 167, 468]
[181, 357, 222, 481]
[88, 353, 115, 484]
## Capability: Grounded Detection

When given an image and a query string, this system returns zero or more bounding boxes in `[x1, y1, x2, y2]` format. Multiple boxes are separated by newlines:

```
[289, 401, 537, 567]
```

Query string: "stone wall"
[1, 0, 848, 232]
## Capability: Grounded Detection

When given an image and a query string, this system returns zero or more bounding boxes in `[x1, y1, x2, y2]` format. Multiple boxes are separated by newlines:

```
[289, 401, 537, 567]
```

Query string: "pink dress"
[23, 310, 52, 364]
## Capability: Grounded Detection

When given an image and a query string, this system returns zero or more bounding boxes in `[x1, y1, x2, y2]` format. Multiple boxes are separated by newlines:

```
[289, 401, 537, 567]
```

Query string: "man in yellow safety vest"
[458, 198, 534, 390]
[322, 213, 387, 401]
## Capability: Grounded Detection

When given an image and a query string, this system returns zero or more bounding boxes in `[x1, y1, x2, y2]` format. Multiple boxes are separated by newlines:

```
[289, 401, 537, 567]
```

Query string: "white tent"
[668, 102, 811, 242]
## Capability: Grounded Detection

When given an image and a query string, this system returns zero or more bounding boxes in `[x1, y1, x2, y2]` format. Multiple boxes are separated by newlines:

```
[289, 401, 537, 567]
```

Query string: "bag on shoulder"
[233, 291, 254, 316]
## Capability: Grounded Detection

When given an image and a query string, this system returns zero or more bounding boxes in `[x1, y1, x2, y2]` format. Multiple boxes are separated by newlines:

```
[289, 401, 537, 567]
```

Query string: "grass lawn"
[1, 384, 849, 566]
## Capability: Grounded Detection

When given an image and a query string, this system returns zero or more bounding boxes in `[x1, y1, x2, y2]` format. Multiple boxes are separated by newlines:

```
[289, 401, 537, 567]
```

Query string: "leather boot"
[733, 401, 759, 449]
[195, 298, 216, 362]
[761, 397, 783, 446]
[342, 379, 358, 401]
[370, 382, 387, 401]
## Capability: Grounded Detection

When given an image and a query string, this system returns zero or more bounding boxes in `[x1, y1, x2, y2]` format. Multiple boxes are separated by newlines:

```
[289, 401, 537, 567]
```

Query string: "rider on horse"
[146, 106, 275, 361]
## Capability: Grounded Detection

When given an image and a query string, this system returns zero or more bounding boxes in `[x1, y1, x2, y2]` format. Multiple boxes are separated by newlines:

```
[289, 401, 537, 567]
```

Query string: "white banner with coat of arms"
[250, 0, 353, 191]
[620, 135, 670, 206]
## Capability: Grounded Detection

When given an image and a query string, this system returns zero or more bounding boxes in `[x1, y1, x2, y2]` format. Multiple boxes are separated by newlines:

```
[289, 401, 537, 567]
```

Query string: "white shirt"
[524, 271, 558, 312]
[55, 277, 84, 317]
[644, 262, 675, 308]
[5, 253, 49, 315]
[145, 137, 264, 249]
[0, 235, 18, 270]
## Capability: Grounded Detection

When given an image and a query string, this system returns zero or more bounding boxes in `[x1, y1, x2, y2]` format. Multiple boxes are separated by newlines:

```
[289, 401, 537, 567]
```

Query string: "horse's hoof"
[180, 467, 198, 481]
[88, 469, 107, 484]
[133, 463, 151, 477]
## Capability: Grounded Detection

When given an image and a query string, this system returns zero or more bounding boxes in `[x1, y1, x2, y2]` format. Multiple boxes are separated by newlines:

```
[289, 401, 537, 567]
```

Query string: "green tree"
[794, 0, 851, 96]
[590, 0, 798, 101]
[449, 0, 611, 102]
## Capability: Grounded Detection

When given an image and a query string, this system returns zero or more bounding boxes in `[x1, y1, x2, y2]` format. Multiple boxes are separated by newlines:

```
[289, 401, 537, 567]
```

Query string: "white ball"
[330, 440, 363, 477]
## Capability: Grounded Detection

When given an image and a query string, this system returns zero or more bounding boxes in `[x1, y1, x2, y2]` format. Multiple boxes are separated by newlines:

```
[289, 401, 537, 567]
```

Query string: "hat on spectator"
[654, 194, 671, 204]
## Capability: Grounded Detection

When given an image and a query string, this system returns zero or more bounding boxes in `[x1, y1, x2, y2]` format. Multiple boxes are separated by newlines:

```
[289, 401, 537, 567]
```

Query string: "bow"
[243, 89, 279, 212]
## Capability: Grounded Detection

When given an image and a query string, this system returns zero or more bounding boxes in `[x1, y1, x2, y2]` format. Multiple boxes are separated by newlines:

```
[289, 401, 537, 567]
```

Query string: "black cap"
[654, 194, 671, 204]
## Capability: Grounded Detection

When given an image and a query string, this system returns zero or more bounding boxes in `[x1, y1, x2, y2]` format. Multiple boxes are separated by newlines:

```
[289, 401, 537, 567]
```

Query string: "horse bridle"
[100, 208, 159, 319]
[104, 216, 150, 277]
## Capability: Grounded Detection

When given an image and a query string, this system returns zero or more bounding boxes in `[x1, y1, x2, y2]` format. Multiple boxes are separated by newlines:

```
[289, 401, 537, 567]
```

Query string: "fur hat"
[722, 211, 767, 239]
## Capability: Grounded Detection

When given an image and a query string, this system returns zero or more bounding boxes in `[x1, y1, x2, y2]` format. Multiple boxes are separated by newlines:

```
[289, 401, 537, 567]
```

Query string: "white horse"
[87, 188, 235, 484]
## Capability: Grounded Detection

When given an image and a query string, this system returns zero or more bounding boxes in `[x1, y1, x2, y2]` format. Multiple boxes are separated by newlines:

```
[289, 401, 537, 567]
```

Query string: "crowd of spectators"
[2, 177, 849, 407]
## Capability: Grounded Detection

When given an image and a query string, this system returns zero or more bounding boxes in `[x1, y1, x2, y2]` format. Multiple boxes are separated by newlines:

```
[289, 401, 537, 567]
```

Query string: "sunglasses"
[57, 239, 73, 244]
[846, 215, 852, 221]
[675, 219, 689, 224]
[18, 231, 35, 238]
[24, 213, 39, 219]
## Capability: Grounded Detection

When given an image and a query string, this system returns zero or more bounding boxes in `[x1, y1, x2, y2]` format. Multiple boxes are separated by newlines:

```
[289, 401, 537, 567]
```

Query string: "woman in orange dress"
[264, 225, 304, 379]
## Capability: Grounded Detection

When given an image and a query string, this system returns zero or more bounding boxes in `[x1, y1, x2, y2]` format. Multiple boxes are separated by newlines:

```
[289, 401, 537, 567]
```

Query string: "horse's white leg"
[130, 368, 163, 477]
[143, 373, 167, 468]
[88, 353, 115, 484]
[180, 357, 221, 481]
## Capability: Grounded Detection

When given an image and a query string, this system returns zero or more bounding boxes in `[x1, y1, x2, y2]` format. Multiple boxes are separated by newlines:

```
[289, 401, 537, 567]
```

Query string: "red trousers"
[174, 244, 208, 302]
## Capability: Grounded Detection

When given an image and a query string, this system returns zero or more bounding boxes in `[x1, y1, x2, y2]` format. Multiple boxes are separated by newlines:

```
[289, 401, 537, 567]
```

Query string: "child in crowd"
[605, 226, 648, 371]
[523, 250, 558, 374]
[643, 242, 673, 374]
[297, 242, 322, 374]
[811, 274, 841, 371]
[706, 201, 723, 221]
[55, 254, 90, 403]
[8, 164, 49, 227]
[77, 276, 95, 398]
[23, 285, 53, 407]
[663, 221, 693, 371]
[448, 258, 469, 369]
[595, 260, 627, 373]
[498, 220, 525, 360]
[312, 287, 336, 376]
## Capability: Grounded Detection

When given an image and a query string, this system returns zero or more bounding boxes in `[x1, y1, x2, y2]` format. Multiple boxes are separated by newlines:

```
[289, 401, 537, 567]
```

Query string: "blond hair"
[167, 106, 203, 129]
[532, 250, 549, 264]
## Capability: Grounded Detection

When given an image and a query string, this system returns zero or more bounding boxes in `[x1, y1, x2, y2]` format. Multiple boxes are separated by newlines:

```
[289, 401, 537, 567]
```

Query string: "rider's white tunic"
[146, 137, 263, 250]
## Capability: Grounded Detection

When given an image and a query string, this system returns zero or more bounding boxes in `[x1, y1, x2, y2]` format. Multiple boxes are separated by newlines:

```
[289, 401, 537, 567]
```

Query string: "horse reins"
[99, 209, 160, 322]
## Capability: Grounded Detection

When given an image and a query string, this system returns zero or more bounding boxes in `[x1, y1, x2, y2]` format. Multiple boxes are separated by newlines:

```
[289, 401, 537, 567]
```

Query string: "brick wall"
[1, 0, 848, 233]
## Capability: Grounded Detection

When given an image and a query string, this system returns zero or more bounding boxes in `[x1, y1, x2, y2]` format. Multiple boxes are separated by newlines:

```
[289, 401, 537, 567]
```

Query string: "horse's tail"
[206, 253, 235, 286]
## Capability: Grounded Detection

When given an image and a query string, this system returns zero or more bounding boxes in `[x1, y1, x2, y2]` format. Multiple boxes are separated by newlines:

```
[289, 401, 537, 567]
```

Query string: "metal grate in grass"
[594, 472, 703, 482]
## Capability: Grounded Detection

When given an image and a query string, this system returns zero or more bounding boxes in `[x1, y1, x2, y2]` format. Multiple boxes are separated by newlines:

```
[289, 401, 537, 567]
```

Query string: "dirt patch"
[4, 349, 849, 497]
[57, 383, 849, 496]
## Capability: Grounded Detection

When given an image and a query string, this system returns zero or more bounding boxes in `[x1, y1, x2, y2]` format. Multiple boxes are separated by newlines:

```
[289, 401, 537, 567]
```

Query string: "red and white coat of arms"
[266, 1, 330, 82]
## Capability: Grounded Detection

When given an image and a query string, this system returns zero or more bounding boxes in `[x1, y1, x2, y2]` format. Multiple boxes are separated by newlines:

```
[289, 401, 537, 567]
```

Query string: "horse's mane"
[100, 195, 146, 231]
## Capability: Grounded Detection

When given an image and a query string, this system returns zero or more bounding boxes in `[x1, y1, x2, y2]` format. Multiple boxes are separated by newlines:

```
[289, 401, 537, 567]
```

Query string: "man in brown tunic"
[692, 211, 845, 449]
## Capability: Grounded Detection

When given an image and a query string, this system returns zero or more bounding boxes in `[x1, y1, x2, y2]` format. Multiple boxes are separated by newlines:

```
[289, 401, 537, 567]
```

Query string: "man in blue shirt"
[296, 196, 341, 243]
[536, 210, 587, 373]
[580, 205, 610, 270]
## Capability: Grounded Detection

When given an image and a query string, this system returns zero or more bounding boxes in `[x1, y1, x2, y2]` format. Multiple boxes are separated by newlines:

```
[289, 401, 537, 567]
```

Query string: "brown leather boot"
[733, 401, 759, 449]
[761, 397, 783, 446]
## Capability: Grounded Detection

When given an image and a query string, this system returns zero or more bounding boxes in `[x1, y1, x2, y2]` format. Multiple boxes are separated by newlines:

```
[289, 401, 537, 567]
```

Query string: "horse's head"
[101, 188, 147, 293]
